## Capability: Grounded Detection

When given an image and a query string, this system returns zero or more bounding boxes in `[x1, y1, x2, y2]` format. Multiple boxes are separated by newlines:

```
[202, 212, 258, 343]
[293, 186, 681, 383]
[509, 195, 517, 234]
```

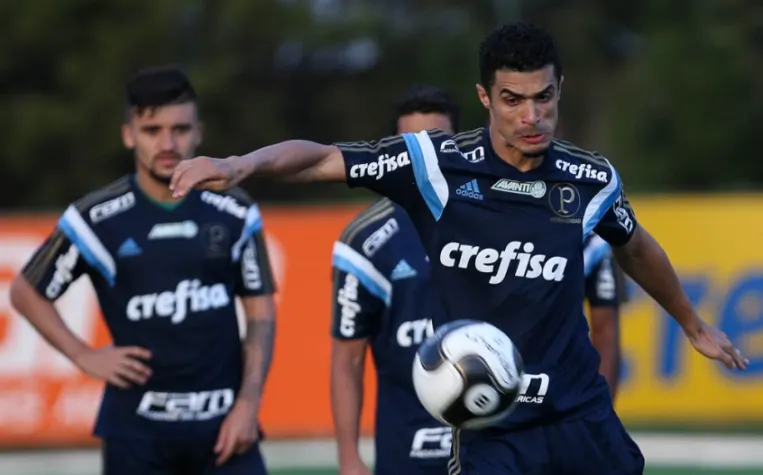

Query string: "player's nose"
[158, 130, 176, 151]
[521, 103, 541, 126]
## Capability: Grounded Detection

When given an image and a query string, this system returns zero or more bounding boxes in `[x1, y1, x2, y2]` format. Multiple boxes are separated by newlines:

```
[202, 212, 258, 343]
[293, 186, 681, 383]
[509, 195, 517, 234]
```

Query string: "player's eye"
[141, 126, 161, 135]
[173, 124, 192, 134]
[536, 93, 553, 103]
[503, 96, 520, 106]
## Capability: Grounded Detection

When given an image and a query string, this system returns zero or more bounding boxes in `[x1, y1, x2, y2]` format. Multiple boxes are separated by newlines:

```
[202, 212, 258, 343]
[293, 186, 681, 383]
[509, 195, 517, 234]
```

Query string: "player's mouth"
[520, 134, 547, 145]
[154, 154, 181, 167]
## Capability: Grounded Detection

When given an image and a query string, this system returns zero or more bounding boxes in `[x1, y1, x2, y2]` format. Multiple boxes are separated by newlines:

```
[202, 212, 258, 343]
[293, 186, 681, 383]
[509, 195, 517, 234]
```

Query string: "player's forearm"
[233, 140, 341, 183]
[9, 276, 90, 363]
[237, 316, 276, 405]
[614, 227, 702, 335]
[330, 350, 365, 463]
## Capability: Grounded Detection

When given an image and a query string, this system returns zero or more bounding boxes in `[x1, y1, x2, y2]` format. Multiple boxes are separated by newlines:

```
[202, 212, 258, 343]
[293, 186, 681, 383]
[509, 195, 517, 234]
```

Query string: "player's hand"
[339, 457, 372, 475]
[687, 320, 749, 370]
[170, 156, 239, 198]
[214, 398, 259, 466]
[74, 346, 152, 388]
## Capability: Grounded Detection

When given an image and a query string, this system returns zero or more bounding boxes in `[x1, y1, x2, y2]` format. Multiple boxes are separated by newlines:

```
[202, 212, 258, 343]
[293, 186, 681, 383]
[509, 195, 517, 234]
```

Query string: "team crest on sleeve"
[548, 183, 582, 224]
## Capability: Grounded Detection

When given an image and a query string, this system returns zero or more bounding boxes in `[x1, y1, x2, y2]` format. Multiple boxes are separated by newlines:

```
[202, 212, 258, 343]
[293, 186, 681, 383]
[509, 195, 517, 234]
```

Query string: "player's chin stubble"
[149, 169, 172, 185]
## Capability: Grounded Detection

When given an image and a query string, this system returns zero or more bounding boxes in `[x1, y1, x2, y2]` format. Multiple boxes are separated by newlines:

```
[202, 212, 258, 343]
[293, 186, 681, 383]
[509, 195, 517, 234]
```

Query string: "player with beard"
[10, 66, 276, 475]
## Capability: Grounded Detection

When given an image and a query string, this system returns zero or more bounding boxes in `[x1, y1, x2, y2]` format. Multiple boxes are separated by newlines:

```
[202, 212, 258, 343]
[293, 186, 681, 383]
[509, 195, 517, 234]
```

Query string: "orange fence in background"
[0, 205, 370, 446]
[2, 195, 763, 447]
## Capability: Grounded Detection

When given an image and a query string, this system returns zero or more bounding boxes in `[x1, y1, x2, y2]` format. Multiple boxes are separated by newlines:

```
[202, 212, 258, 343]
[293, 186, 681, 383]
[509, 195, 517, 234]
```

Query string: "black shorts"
[101, 436, 267, 475]
[449, 405, 644, 475]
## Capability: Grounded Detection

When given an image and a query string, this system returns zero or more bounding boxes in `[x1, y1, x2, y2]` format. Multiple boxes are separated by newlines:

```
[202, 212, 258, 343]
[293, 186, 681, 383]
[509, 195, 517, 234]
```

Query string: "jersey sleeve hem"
[332, 241, 391, 306]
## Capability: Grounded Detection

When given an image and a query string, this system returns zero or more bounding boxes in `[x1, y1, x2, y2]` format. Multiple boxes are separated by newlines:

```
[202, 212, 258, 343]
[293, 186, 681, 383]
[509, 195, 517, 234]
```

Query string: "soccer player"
[584, 233, 626, 399]
[9, 66, 276, 475]
[169, 23, 748, 474]
[330, 84, 459, 475]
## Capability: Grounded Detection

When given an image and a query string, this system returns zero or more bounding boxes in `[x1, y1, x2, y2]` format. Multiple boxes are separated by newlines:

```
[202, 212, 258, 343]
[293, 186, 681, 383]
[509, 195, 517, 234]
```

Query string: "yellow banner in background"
[616, 194, 763, 423]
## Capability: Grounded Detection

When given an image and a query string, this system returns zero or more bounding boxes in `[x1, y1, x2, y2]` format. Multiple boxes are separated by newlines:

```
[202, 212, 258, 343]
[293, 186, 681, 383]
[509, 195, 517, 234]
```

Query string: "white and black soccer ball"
[412, 319, 524, 430]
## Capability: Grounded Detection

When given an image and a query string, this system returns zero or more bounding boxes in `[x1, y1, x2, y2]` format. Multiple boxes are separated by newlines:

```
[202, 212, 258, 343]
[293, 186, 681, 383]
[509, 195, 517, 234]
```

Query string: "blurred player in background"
[330, 84, 460, 475]
[584, 233, 627, 399]
[9, 66, 276, 475]
[170, 22, 747, 474]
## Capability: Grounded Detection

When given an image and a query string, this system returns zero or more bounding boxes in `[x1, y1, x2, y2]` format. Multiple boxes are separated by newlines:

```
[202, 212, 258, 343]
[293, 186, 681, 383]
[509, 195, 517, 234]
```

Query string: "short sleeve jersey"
[330, 199, 451, 467]
[335, 128, 638, 428]
[20, 175, 276, 439]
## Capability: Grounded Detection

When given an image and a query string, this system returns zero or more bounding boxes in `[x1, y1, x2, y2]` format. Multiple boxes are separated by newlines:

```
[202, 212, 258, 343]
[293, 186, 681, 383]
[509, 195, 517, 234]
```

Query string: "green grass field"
[270, 470, 763, 475]
[2, 435, 762, 475]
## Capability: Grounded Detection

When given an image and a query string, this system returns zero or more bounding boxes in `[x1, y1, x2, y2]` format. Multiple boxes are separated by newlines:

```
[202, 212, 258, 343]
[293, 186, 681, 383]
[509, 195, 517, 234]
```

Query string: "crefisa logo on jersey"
[201, 192, 247, 219]
[337, 273, 361, 337]
[555, 159, 608, 183]
[349, 152, 411, 180]
[439, 241, 567, 284]
[45, 244, 80, 299]
[126, 279, 230, 324]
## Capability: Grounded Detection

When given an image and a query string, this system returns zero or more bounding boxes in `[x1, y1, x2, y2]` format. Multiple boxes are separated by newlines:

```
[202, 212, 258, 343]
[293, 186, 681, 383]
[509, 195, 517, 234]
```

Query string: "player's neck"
[489, 127, 544, 172]
[135, 170, 179, 204]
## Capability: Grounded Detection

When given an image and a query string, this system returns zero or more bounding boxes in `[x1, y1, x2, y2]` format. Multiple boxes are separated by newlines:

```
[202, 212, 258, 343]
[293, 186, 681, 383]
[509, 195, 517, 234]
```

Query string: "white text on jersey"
[126, 279, 230, 324]
[397, 318, 434, 347]
[439, 242, 567, 284]
[555, 159, 608, 183]
[349, 152, 411, 180]
[200, 192, 247, 219]
[337, 274, 361, 337]
[137, 388, 234, 421]
[46, 244, 80, 299]
[515, 372, 550, 404]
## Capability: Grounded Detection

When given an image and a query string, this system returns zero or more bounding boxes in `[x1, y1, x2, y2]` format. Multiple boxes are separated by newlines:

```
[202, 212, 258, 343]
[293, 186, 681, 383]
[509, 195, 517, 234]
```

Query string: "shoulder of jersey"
[336, 198, 402, 259]
[436, 127, 487, 165]
[69, 175, 136, 226]
[550, 139, 617, 186]
[198, 186, 257, 221]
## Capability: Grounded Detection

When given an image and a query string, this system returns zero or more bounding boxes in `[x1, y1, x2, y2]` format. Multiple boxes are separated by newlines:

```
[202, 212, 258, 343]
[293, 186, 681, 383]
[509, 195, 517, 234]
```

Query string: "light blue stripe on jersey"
[332, 241, 392, 306]
[232, 204, 264, 262]
[581, 162, 621, 238]
[57, 205, 116, 285]
[583, 234, 611, 277]
[402, 131, 449, 221]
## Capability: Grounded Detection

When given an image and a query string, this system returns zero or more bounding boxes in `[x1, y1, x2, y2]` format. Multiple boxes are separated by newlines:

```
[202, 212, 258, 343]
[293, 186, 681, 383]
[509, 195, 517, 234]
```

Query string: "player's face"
[477, 65, 562, 158]
[122, 102, 203, 184]
[397, 112, 455, 135]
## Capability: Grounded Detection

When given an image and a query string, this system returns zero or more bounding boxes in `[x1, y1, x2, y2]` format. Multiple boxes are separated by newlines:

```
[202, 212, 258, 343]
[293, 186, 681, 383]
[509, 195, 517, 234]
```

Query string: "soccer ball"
[412, 319, 524, 430]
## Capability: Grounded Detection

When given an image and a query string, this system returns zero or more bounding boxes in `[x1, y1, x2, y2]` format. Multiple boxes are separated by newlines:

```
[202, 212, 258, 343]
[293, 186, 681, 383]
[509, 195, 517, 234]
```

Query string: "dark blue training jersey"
[335, 128, 638, 430]
[331, 198, 451, 471]
[21, 175, 276, 439]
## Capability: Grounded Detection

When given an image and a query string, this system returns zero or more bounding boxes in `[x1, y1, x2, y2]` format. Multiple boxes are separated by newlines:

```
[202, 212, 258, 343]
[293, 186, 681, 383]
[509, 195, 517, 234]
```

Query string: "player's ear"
[121, 123, 135, 150]
[476, 84, 490, 110]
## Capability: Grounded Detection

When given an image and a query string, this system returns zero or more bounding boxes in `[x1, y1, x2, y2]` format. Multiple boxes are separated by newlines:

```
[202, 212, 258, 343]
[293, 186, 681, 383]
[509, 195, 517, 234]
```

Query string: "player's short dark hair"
[393, 84, 460, 134]
[124, 65, 198, 120]
[479, 22, 562, 91]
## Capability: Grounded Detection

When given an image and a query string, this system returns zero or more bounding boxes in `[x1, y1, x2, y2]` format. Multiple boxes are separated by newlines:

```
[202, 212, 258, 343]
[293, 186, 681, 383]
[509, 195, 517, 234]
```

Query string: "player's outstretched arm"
[612, 226, 749, 370]
[170, 140, 345, 198]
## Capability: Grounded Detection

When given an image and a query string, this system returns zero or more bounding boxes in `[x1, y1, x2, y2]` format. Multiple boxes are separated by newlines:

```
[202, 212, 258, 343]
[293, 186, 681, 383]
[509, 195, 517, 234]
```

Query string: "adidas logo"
[117, 238, 142, 257]
[456, 179, 483, 201]
[391, 260, 417, 281]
